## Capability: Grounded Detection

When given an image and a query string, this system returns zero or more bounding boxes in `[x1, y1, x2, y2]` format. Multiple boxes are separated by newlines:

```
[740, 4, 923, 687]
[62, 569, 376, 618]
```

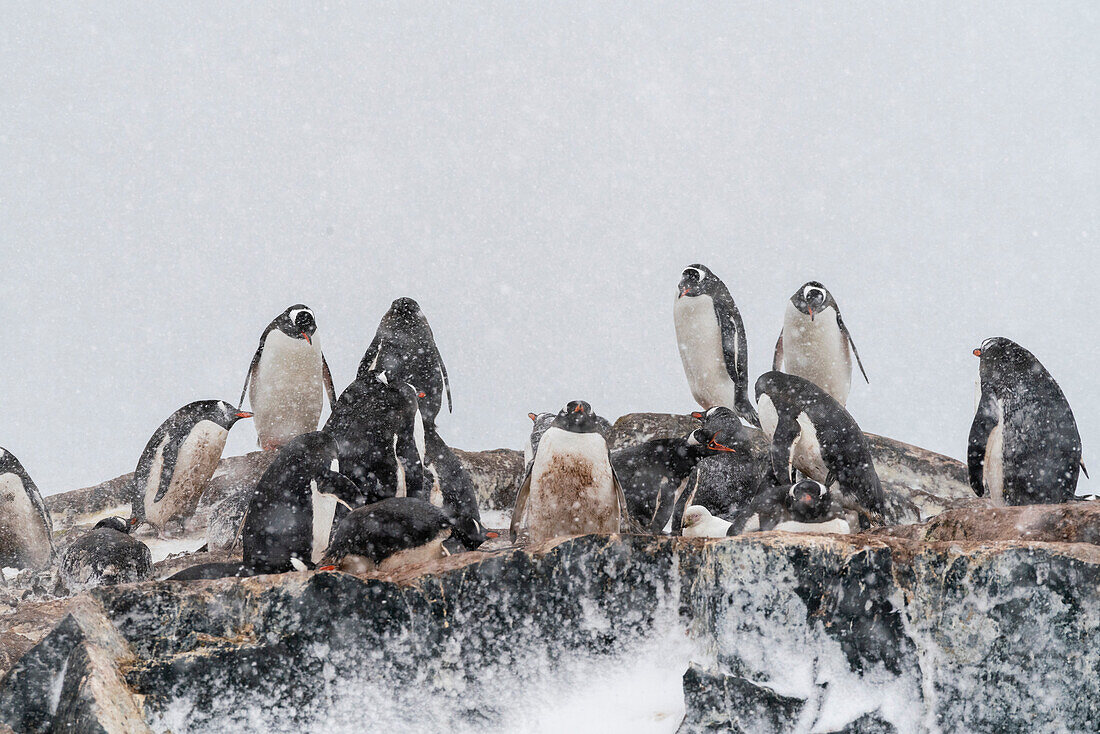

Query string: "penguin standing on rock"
[674, 264, 760, 427]
[320, 497, 453, 573]
[357, 297, 451, 426]
[323, 371, 427, 505]
[242, 431, 362, 574]
[0, 448, 54, 569]
[755, 371, 884, 527]
[60, 517, 152, 592]
[773, 281, 868, 405]
[130, 400, 252, 533]
[241, 305, 337, 451]
[511, 401, 633, 544]
[969, 337, 1085, 505]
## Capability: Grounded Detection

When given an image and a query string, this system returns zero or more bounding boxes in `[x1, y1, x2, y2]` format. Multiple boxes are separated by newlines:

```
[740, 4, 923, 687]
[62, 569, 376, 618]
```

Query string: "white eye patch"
[804, 287, 825, 302]
[288, 308, 314, 325]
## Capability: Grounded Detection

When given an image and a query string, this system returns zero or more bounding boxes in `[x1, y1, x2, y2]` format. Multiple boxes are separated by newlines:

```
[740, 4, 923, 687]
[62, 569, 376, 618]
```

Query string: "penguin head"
[0, 447, 17, 475]
[704, 429, 744, 455]
[381, 297, 431, 332]
[787, 480, 831, 521]
[677, 264, 718, 299]
[973, 337, 1039, 388]
[790, 281, 836, 321]
[681, 505, 712, 530]
[691, 406, 743, 434]
[96, 516, 138, 534]
[554, 401, 600, 433]
[209, 400, 253, 429]
[276, 304, 318, 344]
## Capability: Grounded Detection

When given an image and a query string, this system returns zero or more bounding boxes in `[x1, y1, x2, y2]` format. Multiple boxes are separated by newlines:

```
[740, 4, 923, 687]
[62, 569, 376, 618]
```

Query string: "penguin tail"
[1081, 460, 1090, 480]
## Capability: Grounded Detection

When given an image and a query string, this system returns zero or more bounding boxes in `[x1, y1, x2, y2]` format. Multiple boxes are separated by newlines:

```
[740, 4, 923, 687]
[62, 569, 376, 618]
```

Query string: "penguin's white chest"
[674, 295, 738, 409]
[983, 398, 1006, 505]
[792, 413, 829, 482]
[310, 480, 340, 564]
[250, 331, 324, 450]
[0, 473, 52, 568]
[779, 305, 852, 405]
[520, 428, 619, 542]
[145, 421, 228, 527]
[758, 394, 779, 440]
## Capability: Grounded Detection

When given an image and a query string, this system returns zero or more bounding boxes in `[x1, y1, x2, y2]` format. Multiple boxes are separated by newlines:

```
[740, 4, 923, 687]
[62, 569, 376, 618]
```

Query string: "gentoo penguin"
[242, 432, 361, 574]
[130, 400, 252, 533]
[969, 337, 1085, 505]
[319, 498, 452, 573]
[510, 401, 633, 544]
[357, 297, 452, 426]
[524, 409, 613, 473]
[59, 517, 152, 592]
[674, 264, 760, 427]
[422, 424, 490, 550]
[671, 426, 760, 533]
[681, 506, 734, 538]
[240, 304, 338, 451]
[0, 448, 54, 569]
[323, 371, 427, 505]
[772, 281, 868, 405]
[611, 428, 714, 533]
[730, 479, 852, 535]
[755, 371, 884, 527]
[690, 405, 745, 434]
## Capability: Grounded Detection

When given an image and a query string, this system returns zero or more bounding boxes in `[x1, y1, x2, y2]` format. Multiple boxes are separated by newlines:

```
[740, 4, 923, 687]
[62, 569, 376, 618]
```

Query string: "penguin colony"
[0, 268, 1087, 587]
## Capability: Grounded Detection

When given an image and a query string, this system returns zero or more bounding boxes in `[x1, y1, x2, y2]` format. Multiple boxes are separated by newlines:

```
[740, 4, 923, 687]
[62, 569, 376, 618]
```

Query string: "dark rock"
[453, 447, 523, 511]
[608, 412, 699, 450]
[679, 664, 805, 733]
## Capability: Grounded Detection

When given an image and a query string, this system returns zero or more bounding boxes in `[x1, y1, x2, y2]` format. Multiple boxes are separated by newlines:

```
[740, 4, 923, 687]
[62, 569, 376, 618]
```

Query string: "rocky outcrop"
[873, 501, 1100, 544]
[2, 534, 1097, 733]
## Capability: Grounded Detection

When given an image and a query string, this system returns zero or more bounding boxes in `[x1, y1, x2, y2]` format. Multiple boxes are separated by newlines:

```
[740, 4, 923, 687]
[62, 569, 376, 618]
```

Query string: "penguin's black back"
[60, 523, 152, 589]
[242, 431, 339, 574]
[612, 435, 708, 532]
[357, 298, 451, 425]
[423, 424, 486, 550]
[976, 339, 1083, 503]
[169, 562, 253, 581]
[325, 497, 451, 566]
[323, 375, 424, 503]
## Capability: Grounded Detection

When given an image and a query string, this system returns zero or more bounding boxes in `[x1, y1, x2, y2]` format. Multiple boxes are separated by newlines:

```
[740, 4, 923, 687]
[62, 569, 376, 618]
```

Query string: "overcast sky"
[2, 3, 1096, 495]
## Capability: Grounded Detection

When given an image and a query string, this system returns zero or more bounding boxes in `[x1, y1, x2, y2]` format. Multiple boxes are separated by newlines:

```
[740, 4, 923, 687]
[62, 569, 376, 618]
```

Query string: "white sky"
[2, 3, 1096, 495]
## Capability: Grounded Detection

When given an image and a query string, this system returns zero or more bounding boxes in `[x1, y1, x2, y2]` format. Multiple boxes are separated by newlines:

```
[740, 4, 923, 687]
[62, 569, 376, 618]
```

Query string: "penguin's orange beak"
[573, 404, 584, 414]
[707, 434, 736, 453]
[417, 391, 426, 399]
[236, 412, 253, 419]
[528, 413, 538, 422]
[809, 306, 815, 321]
[679, 288, 689, 297]
[973, 348, 982, 357]
[485, 531, 499, 539]
[301, 332, 312, 344]
[800, 493, 813, 504]
[318, 565, 337, 572]
[690, 411, 704, 420]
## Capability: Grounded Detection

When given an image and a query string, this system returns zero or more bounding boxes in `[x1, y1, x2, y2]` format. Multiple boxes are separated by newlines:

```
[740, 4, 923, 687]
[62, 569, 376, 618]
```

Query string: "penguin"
[319, 497, 453, 573]
[730, 479, 853, 535]
[0, 447, 54, 570]
[242, 432, 362, 574]
[510, 401, 633, 544]
[680, 506, 734, 538]
[969, 337, 1085, 505]
[671, 425, 760, 534]
[59, 517, 152, 592]
[674, 264, 760, 427]
[322, 371, 427, 505]
[755, 371, 884, 527]
[130, 400, 253, 533]
[611, 428, 715, 533]
[240, 304, 338, 451]
[773, 281, 868, 405]
[524, 409, 613, 473]
[357, 297, 452, 426]
[422, 424, 491, 550]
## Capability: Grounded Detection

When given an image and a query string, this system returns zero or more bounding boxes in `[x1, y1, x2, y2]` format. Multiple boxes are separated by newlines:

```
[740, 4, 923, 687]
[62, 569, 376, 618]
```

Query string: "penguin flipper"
[769, 414, 801, 486]
[239, 341, 264, 409]
[772, 332, 784, 372]
[712, 295, 753, 404]
[967, 390, 999, 497]
[670, 467, 700, 536]
[510, 466, 533, 543]
[321, 353, 338, 411]
[151, 432, 187, 505]
[1080, 460, 1090, 480]
[610, 460, 641, 534]
[836, 311, 869, 384]
[436, 348, 453, 414]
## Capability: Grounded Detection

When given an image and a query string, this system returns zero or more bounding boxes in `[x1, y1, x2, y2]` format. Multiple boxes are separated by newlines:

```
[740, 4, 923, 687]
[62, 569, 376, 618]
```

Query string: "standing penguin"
[240, 304, 338, 451]
[969, 337, 1085, 505]
[511, 401, 632, 544]
[357, 297, 452, 427]
[60, 517, 152, 592]
[320, 497, 453, 573]
[0, 448, 54, 569]
[674, 264, 760, 427]
[323, 371, 427, 505]
[130, 400, 252, 533]
[773, 281, 868, 405]
[242, 431, 362, 574]
[755, 371, 884, 527]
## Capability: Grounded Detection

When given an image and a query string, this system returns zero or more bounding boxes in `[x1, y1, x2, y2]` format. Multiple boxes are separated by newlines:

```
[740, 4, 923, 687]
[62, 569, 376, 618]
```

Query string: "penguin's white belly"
[683, 510, 732, 538]
[773, 518, 851, 535]
[520, 429, 619, 543]
[0, 474, 52, 568]
[674, 295, 738, 410]
[310, 481, 340, 564]
[780, 306, 852, 405]
[146, 422, 228, 528]
[250, 332, 324, 450]
[792, 414, 829, 482]
[758, 394, 779, 440]
[338, 531, 451, 574]
[984, 399, 1006, 506]
[427, 463, 444, 507]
